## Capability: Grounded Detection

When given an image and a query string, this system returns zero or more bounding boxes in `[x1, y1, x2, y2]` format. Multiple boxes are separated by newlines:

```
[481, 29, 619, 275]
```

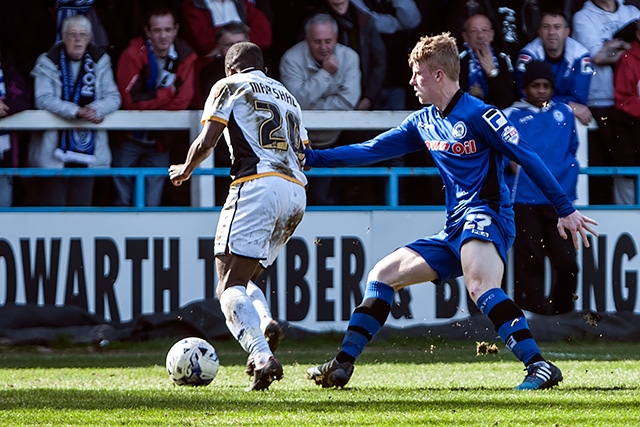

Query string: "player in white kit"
[169, 42, 308, 391]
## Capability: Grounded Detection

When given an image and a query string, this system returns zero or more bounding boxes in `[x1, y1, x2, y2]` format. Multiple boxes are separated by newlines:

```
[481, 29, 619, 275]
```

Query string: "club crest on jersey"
[553, 110, 565, 122]
[501, 125, 519, 145]
[452, 121, 467, 139]
[581, 57, 593, 74]
[482, 108, 508, 131]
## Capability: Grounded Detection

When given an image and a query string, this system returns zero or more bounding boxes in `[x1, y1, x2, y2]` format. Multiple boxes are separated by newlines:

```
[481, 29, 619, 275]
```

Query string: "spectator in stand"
[320, 0, 386, 111]
[446, 0, 540, 59]
[28, 14, 121, 206]
[280, 13, 360, 205]
[350, 0, 421, 110]
[504, 61, 580, 315]
[515, 10, 594, 125]
[180, 0, 272, 107]
[198, 21, 249, 205]
[0, 48, 32, 207]
[613, 18, 640, 180]
[114, 6, 196, 207]
[573, 0, 640, 204]
[459, 13, 518, 109]
[199, 22, 249, 100]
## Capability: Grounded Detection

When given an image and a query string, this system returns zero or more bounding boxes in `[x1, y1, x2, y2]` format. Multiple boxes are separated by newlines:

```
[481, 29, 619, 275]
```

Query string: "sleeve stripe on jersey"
[201, 115, 228, 126]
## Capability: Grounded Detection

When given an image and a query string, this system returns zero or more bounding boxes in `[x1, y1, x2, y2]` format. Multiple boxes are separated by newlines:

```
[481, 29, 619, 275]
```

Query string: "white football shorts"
[214, 175, 306, 267]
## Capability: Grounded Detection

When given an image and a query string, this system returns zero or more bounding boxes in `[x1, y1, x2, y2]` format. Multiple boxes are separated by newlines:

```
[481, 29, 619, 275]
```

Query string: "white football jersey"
[202, 69, 308, 187]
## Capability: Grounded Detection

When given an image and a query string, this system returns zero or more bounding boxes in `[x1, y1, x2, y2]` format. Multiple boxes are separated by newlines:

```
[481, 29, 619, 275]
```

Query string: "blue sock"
[477, 288, 543, 366]
[337, 281, 394, 364]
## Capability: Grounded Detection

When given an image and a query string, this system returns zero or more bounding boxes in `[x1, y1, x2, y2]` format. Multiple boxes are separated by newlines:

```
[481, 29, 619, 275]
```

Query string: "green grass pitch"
[1, 334, 640, 426]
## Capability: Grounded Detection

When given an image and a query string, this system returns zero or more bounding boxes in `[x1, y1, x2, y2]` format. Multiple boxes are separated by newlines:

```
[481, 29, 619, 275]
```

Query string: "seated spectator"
[28, 14, 121, 206]
[114, 6, 196, 207]
[504, 60, 580, 315]
[0, 47, 32, 207]
[180, 0, 272, 107]
[515, 10, 594, 125]
[350, 0, 421, 110]
[459, 13, 518, 109]
[573, 0, 640, 204]
[320, 0, 386, 111]
[199, 21, 249, 100]
[279, 13, 360, 204]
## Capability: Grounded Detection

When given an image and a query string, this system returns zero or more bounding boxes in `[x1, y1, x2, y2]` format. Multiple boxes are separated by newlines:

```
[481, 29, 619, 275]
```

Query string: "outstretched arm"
[169, 119, 225, 186]
[557, 210, 599, 249]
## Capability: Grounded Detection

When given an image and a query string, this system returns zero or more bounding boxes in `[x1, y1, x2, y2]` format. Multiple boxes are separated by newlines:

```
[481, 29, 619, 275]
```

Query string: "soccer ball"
[166, 337, 220, 386]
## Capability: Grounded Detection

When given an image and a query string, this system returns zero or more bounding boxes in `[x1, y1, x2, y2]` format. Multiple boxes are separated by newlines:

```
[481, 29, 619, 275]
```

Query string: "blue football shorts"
[405, 210, 515, 285]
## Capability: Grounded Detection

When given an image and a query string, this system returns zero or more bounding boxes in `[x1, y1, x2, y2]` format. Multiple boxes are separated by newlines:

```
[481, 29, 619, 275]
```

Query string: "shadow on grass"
[0, 387, 638, 412]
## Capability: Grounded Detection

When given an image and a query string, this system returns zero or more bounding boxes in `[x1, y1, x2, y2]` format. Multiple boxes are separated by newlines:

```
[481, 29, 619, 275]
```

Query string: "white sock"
[247, 280, 274, 333]
[219, 285, 272, 367]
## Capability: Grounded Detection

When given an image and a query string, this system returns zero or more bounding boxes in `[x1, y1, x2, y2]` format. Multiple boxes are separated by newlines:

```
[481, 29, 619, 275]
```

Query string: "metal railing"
[0, 109, 619, 210]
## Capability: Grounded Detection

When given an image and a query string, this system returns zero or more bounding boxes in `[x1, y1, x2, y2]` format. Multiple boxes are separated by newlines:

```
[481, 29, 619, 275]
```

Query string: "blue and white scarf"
[53, 47, 97, 165]
[0, 62, 10, 158]
[463, 42, 499, 100]
[145, 40, 178, 90]
[131, 40, 178, 144]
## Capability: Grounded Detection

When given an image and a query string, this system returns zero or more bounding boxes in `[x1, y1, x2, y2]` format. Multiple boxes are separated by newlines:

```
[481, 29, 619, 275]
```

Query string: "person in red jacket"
[114, 5, 196, 207]
[613, 18, 640, 204]
[180, 0, 272, 108]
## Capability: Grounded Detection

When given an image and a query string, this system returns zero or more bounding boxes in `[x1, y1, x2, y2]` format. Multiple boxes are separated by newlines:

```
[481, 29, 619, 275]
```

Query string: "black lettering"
[198, 238, 216, 299]
[612, 233, 637, 312]
[316, 237, 334, 321]
[64, 239, 88, 310]
[250, 82, 260, 93]
[21, 238, 60, 305]
[341, 237, 365, 320]
[126, 238, 148, 318]
[95, 238, 120, 322]
[581, 235, 607, 312]
[435, 279, 461, 318]
[285, 237, 310, 321]
[0, 239, 17, 304]
[391, 288, 413, 319]
[154, 238, 179, 313]
[257, 264, 279, 319]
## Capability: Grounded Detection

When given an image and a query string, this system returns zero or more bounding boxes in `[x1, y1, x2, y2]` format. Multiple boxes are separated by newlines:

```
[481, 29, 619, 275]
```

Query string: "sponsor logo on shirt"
[424, 139, 477, 154]
[501, 125, 519, 144]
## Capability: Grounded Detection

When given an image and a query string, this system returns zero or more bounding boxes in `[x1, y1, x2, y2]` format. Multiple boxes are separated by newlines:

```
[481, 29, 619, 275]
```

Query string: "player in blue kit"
[305, 33, 598, 390]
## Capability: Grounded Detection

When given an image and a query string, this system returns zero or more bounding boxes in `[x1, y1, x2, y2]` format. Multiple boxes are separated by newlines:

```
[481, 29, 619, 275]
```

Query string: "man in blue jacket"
[515, 10, 594, 125]
[505, 60, 580, 315]
[304, 32, 598, 391]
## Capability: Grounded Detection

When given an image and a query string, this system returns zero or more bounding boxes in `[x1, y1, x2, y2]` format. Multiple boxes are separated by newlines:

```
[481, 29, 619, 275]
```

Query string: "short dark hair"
[144, 6, 178, 29]
[216, 22, 249, 43]
[225, 42, 264, 72]
[540, 10, 568, 27]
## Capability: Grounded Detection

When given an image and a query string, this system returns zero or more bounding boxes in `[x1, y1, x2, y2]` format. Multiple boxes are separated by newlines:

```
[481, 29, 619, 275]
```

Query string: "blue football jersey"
[305, 91, 575, 230]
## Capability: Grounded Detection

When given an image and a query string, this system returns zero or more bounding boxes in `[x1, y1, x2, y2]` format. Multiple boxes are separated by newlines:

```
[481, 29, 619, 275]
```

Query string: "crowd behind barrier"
[0, 0, 639, 208]
[0, 108, 620, 210]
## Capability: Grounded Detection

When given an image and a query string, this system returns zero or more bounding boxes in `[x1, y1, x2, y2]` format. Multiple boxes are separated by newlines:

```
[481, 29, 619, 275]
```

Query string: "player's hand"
[557, 210, 599, 249]
[169, 164, 191, 186]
